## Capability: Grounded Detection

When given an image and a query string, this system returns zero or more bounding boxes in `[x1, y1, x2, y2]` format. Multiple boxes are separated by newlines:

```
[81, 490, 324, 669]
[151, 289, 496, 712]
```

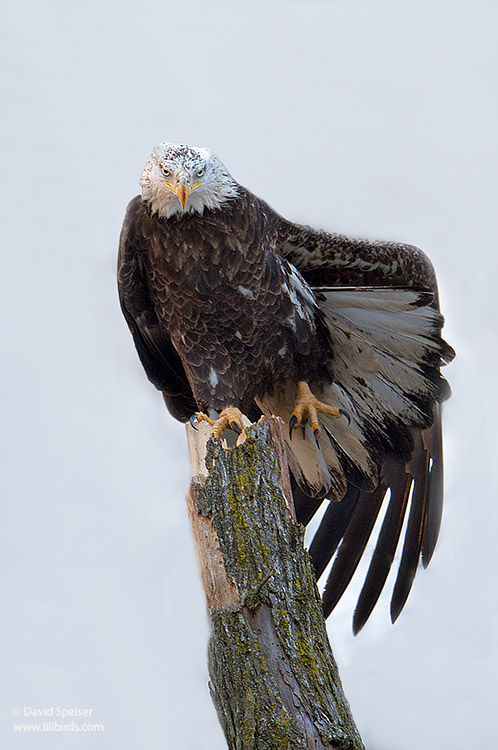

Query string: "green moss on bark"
[209, 609, 308, 750]
[194, 420, 364, 750]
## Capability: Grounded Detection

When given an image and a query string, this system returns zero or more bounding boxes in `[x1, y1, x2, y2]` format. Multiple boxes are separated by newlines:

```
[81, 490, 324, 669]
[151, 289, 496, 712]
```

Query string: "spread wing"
[269, 217, 454, 633]
[118, 196, 196, 421]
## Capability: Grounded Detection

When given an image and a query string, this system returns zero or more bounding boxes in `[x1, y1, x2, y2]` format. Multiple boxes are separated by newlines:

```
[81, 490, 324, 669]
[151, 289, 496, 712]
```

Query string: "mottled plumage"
[118, 143, 454, 632]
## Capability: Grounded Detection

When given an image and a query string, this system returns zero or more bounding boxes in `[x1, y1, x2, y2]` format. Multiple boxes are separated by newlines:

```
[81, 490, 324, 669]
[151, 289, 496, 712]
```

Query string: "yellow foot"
[190, 406, 245, 439]
[289, 381, 347, 440]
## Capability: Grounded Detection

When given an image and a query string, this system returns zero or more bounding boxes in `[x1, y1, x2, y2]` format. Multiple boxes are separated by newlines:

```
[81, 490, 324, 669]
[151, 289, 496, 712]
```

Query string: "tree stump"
[186, 416, 364, 750]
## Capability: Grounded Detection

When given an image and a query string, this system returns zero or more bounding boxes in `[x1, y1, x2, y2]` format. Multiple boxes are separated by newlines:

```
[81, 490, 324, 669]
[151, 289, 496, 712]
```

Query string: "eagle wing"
[118, 196, 197, 421]
[267, 217, 454, 633]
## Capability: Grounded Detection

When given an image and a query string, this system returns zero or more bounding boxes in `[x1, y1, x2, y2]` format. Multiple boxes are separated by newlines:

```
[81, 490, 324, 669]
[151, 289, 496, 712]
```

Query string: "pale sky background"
[1, 1, 496, 748]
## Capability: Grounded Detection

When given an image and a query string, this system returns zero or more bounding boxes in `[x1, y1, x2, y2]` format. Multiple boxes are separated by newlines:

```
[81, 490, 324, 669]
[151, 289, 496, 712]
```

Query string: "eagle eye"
[161, 166, 171, 177]
[197, 168, 205, 178]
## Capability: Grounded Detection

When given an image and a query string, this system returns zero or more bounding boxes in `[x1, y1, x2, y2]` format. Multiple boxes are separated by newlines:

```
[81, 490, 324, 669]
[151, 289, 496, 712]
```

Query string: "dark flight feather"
[352, 461, 412, 635]
[308, 484, 360, 580]
[322, 484, 387, 618]
[390, 434, 429, 624]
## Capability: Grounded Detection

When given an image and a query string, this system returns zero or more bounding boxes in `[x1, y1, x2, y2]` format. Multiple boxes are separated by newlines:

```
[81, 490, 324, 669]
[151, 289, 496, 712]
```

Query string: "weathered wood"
[186, 416, 365, 750]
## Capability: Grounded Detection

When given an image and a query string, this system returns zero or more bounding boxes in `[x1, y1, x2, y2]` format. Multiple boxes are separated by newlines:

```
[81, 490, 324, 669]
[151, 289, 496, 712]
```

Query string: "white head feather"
[140, 142, 239, 218]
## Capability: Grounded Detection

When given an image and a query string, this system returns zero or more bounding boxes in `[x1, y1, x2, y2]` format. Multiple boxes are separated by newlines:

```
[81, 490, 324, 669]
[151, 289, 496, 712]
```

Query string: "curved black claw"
[229, 420, 242, 435]
[289, 415, 298, 440]
[189, 413, 199, 431]
[339, 408, 351, 425]
[314, 428, 321, 444]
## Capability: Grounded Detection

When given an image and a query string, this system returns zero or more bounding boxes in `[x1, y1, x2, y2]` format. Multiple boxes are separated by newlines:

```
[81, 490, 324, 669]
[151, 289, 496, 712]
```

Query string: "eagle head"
[140, 142, 239, 219]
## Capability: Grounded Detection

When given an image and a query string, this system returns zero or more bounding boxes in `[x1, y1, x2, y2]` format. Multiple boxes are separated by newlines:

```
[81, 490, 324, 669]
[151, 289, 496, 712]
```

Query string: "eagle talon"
[289, 414, 298, 440]
[230, 420, 242, 435]
[192, 406, 246, 439]
[289, 381, 346, 442]
[339, 408, 351, 425]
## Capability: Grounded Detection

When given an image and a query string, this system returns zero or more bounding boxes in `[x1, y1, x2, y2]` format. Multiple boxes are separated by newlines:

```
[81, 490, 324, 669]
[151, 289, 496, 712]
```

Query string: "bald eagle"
[118, 143, 454, 633]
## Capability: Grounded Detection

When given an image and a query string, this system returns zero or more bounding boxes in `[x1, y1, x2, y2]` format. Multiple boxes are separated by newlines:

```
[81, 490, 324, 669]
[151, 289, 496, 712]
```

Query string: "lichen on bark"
[190, 418, 364, 750]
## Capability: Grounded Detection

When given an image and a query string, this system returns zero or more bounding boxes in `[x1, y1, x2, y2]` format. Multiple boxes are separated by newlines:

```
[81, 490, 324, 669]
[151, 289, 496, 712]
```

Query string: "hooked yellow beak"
[175, 175, 191, 210]
[163, 171, 202, 211]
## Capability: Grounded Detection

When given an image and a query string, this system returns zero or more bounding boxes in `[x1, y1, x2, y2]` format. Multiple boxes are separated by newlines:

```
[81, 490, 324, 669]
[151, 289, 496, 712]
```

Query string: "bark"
[186, 416, 365, 750]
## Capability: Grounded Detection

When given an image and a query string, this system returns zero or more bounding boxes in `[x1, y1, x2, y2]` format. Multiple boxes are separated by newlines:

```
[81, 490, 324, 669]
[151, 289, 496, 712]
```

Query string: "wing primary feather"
[322, 484, 386, 619]
[352, 464, 412, 635]
[291, 478, 324, 527]
[308, 485, 360, 580]
[422, 406, 444, 566]
[390, 444, 429, 623]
